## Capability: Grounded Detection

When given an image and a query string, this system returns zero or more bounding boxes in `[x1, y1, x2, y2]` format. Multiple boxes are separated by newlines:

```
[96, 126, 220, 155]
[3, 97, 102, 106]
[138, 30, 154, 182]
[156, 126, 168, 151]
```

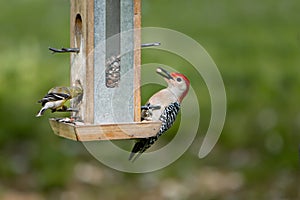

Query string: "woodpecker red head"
[156, 67, 190, 103]
[129, 67, 190, 162]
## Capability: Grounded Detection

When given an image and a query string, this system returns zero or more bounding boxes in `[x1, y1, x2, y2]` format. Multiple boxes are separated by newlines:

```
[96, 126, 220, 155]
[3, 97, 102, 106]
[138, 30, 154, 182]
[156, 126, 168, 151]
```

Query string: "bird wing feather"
[38, 93, 71, 105]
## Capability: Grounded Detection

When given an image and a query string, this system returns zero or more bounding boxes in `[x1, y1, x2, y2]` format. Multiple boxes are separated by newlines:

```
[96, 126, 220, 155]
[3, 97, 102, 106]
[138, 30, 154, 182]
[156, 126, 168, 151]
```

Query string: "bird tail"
[128, 139, 149, 162]
[129, 137, 158, 162]
[129, 152, 143, 163]
[36, 107, 46, 117]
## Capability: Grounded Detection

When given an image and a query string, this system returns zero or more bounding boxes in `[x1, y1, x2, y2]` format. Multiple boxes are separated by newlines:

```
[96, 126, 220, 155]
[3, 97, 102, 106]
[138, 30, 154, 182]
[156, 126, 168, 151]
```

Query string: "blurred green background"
[1, 0, 300, 199]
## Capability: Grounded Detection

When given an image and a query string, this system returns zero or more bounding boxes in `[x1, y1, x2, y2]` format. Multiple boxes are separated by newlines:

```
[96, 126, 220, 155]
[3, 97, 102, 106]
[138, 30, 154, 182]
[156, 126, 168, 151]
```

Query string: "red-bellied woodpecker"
[129, 67, 190, 161]
[36, 82, 83, 117]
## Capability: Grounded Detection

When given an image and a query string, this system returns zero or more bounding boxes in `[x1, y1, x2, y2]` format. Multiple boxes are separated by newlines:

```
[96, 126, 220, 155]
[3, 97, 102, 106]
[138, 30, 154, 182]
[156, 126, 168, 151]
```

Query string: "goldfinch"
[36, 85, 83, 117]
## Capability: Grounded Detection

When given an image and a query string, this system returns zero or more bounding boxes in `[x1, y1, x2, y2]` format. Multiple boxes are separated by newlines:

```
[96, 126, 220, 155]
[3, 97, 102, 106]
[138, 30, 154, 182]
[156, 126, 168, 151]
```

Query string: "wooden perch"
[49, 118, 162, 141]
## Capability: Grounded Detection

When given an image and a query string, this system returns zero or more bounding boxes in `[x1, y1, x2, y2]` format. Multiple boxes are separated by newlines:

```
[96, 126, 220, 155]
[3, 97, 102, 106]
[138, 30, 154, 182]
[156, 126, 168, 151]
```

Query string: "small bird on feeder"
[129, 67, 190, 161]
[36, 81, 83, 117]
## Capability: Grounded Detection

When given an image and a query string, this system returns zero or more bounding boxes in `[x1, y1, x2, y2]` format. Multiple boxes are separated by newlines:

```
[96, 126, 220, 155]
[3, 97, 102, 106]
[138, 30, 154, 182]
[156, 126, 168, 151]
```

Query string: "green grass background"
[0, 0, 299, 199]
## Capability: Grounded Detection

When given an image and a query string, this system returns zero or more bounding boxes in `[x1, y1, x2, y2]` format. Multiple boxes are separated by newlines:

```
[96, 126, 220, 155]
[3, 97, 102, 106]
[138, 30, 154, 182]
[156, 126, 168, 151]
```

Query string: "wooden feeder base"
[49, 118, 161, 141]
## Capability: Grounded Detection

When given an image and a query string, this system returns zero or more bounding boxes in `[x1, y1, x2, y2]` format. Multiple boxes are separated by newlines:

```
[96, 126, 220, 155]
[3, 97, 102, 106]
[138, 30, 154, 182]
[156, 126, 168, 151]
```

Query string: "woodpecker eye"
[176, 77, 182, 82]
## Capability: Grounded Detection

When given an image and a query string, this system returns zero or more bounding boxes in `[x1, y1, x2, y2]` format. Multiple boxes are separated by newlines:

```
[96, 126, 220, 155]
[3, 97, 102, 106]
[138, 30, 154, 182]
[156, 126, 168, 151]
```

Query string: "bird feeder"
[49, 0, 161, 141]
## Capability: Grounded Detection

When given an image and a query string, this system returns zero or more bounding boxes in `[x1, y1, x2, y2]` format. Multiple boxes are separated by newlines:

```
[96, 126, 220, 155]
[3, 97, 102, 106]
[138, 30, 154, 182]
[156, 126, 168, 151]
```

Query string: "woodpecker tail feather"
[130, 152, 143, 163]
[129, 138, 149, 161]
[129, 137, 158, 162]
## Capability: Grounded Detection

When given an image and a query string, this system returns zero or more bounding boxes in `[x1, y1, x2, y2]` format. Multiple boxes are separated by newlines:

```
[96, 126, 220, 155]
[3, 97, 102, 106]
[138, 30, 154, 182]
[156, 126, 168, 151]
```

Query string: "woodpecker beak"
[156, 67, 174, 80]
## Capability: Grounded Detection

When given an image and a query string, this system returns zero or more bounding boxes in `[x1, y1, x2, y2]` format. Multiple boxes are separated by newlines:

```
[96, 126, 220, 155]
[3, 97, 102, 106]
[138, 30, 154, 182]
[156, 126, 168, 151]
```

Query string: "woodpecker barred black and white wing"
[129, 102, 181, 161]
[157, 102, 180, 137]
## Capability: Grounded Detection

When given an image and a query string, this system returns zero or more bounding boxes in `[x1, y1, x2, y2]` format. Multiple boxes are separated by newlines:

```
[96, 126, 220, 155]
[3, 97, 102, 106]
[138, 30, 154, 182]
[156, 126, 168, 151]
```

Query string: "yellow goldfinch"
[36, 85, 83, 117]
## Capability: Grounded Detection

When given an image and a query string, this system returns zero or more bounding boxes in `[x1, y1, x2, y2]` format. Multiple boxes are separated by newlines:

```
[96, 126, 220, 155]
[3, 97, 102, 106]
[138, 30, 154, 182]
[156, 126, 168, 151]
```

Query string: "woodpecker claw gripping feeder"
[48, 0, 162, 141]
